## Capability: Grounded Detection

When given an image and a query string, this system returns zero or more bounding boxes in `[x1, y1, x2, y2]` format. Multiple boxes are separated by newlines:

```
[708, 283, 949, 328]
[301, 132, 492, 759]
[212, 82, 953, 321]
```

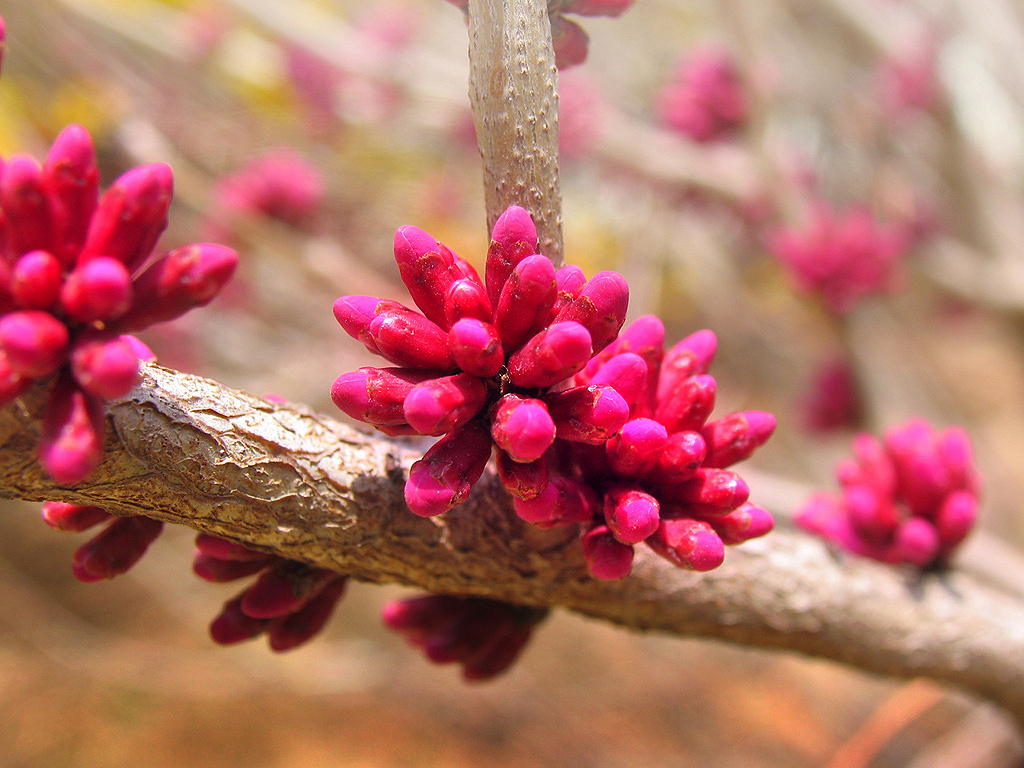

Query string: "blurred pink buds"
[657, 48, 748, 143]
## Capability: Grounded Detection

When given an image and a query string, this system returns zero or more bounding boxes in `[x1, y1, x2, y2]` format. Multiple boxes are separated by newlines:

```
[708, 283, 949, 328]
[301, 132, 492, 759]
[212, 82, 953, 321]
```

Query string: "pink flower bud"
[885, 419, 948, 516]
[603, 485, 660, 544]
[647, 518, 725, 571]
[701, 411, 776, 468]
[654, 374, 716, 434]
[507, 321, 592, 388]
[71, 515, 163, 582]
[79, 163, 173, 270]
[267, 576, 347, 651]
[210, 594, 270, 645]
[666, 467, 749, 512]
[368, 308, 455, 370]
[588, 352, 648, 409]
[331, 366, 432, 428]
[494, 254, 557, 350]
[115, 243, 238, 330]
[485, 205, 538, 307]
[60, 255, 133, 323]
[553, 270, 628, 353]
[43, 124, 99, 266]
[240, 561, 340, 619]
[606, 417, 668, 476]
[845, 484, 899, 541]
[12, 250, 62, 310]
[513, 475, 596, 526]
[551, 16, 589, 69]
[1, 154, 52, 256]
[445, 278, 492, 326]
[545, 384, 629, 444]
[937, 427, 978, 494]
[0, 351, 28, 405]
[70, 332, 141, 400]
[41, 501, 111, 532]
[403, 373, 488, 436]
[195, 533, 274, 562]
[891, 518, 940, 568]
[0, 16, 5, 76]
[553, 264, 587, 315]
[404, 421, 492, 516]
[332, 295, 408, 354]
[840, 434, 896, 497]
[657, 329, 717, 404]
[495, 450, 549, 500]
[491, 394, 556, 463]
[0, 310, 69, 378]
[935, 490, 978, 555]
[193, 553, 276, 582]
[39, 378, 105, 485]
[580, 524, 634, 580]
[650, 430, 706, 485]
[394, 225, 467, 328]
[703, 502, 774, 545]
[448, 318, 504, 378]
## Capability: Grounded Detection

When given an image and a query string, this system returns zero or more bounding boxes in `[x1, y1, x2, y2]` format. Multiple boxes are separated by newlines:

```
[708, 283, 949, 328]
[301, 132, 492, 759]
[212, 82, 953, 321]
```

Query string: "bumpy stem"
[2, 365, 1024, 734]
[467, 0, 563, 265]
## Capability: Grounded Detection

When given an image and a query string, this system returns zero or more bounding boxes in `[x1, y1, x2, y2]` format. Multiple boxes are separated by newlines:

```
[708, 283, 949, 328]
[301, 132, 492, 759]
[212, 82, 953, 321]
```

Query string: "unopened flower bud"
[551, 15, 589, 69]
[701, 502, 774, 544]
[650, 430, 706, 485]
[657, 329, 717, 403]
[331, 366, 432, 428]
[495, 451, 549, 500]
[666, 467, 749, 512]
[553, 264, 587, 315]
[845, 484, 899, 541]
[445, 278, 492, 326]
[701, 411, 777, 468]
[193, 553, 275, 582]
[70, 332, 141, 400]
[0, 352, 27, 405]
[43, 124, 99, 265]
[0, 310, 68, 378]
[1, 154, 52, 256]
[71, 516, 163, 582]
[448, 317, 504, 377]
[494, 254, 557, 350]
[210, 595, 270, 645]
[39, 378, 105, 485]
[41, 501, 111, 532]
[485, 205, 538, 307]
[405, 421, 492, 516]
[394, 225, 468, 328]
[12, 250, 62, 310]
[553, 270, 628, 353]
[935, 490, 978, 555]
[60, 255, 133, 323]
[513, 475, 595, 526]
[403, 373, 488, 436]
[647, 518, 725, 571]
[892, 517, 940, 568]
[332, 295, 409, 354]
[655, 373, 716, 434]
[267, 577, 347, 651]
[603, 485, 660, 544]
[507, 321, 592, 388]
[240, 560, 340, 619]
[368, 308, 455, 370]
[606, 417, 668, 476]
[491, 394, 556, 463]
[545, 384, 629, 444]
[580, 524, 634, 579]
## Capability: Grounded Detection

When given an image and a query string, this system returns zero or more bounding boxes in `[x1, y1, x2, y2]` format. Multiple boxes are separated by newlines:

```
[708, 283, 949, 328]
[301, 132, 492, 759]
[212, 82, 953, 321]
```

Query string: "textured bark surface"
[2, 365, 1024, 733]
[467, 0, 563, 264]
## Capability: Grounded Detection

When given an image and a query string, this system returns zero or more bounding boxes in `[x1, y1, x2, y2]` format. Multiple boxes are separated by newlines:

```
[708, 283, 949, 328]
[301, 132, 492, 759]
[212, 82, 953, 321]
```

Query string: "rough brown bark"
[2, 365, 1024, 734]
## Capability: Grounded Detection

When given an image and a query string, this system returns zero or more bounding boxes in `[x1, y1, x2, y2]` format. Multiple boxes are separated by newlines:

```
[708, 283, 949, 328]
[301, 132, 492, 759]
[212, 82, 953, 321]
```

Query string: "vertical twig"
[467, 0, 563, 265]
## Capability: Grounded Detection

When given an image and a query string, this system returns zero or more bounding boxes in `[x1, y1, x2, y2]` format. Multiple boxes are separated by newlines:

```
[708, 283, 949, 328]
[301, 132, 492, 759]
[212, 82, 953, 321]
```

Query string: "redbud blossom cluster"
[332, 204, 630, 518]
[767, 203, 909, 315]
[796, 419, 979, 568]
[0, 125, 238, 484]
[515, 316, 776, 580]
[657, 48, 748, 143]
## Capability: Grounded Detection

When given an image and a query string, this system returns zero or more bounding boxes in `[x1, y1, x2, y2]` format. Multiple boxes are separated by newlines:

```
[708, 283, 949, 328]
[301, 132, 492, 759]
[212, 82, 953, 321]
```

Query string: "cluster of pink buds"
[442, 0, 634, 69]
[518, 315, 776, 579]
[877, 36, 941, 119]
[656, 48, 748, 143]
[194, 534, 348, 651]
[0, 124, 238, 484]
[331, 204, 630, 518]
[796, 419, 980, 568]
[383, 594, 548, 680]
[766, 202, 909, 315]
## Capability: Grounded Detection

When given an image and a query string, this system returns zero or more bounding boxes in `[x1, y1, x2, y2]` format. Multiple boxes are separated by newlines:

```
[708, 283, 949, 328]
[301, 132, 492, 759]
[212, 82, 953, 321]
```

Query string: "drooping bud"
[403, 373, 488, 436]
[493, 254, 557, 350]
[545, 384, 629, 444]
[240, 560, 341, 619]
[701, 411, 777, 468]
[553, 270, 628, 353]
[580, 524, 634, 579]
[654, 374, 716, 434]
[39, 377, 105, 485]
[485, 205, 538, 307]
[195, 533, 274, 562]
[448, 318, 504, 378]
[331, 366, 432, 428]
[210, 595, 271, 645]
[12, 250, 62, 310]
[41, 501, 111, 532]
[605, 417, 668, 477]
[495, 450, 549, 500]
[647, 518, 725, 571]
[267, 576, 347, 651]
[603, 485, 661, 544]
[405, 421, 492, 516]
[507, 321, 592, 388]
[71, 516, 164, 582]
[0, 310, 69, 378]
[193, 553, 275, 582]
[491, 394, 556, 463]
[551, 15, 589, 70]
[43, 124, 100, 265]
[70, 331, 141, 400]
[394, 225, 467, 328]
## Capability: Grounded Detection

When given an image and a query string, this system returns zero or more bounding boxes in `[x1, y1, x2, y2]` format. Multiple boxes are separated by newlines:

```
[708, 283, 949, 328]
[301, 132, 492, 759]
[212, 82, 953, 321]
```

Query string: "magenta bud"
[657, 329, 717, 403]
[703, 502, 774, 544]
[655, 373, 717, 434]
[445, 278, 492, 326]
[267, 576, 347, 652]
[1, 154, 52, 255]
[937, 427, 978, 494]
[120, 334, 156, 363]
[59, 256, 133, 323]
[507, 321, 593, 388]
[193, 553, 274, 582]
[701, 411, 776, 468]
[935, 490, 978, 555]
[551, 15, 589, 70]
[71, 332, 141, 400]
[0, 310, 69, 378]
[845, 484, 899, 541]
[332, 295, 408, 353]
[115, 243, 237, 331]
[485, 205, 539, 307]
[545, 384, 629, 444]
[553, 270, 629, 353]
[513, 475, 596, 526]
[43, 124, 100, 265]
[606, 417, 668, 476]
[840, 434, 897, 497]
[648, 518, 725, 571]
[667, 468, 749, 512]
[368, 308, 455, 370]
[580, 525, 634, 580]
[552, 265, 587, 315]
[0, 352, 28, 406]
[394, 225, 467, 328]
[495, 450, 549, 500]
[588, 352, 648, 409]
[650, 430, 707, 486]
[39, 378, 105, 485]
[71, 516, 163, 582]
[494, 254, 558, 350]
[491, 394, 556, 463]
[12, 250, 62, 310]
[79, 162, 173, 270]
[210, 595, 271, 645]
[892, 518, 940, 568]
[604, 485, 661, 544]
[405, 421, 492, 516]
[448, 318, 505, 378]
[403, 373, 488, 436]
[195, 533, 275, 562]
[41, 501, 111, 532]
[331, 366, 432, 428]
[240, 561, 340, 619]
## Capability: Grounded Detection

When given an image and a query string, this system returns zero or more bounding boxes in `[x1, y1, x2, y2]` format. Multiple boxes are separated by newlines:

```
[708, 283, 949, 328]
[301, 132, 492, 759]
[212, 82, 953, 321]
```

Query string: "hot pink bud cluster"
[656, 48, 748, 143]
[332, 205, 629, 518]
[382, 594, 548, 680]
[523, 315, 776, 580]
[796, 419, 980, 568]
[194, 534, 347, 652]
[0, 125, 238, 484]
[767, 203, 909, 315]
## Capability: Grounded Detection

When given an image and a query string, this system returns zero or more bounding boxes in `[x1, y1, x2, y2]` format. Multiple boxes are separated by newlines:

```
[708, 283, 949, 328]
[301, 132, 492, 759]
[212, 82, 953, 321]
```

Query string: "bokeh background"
[1, 0, 1024, 765]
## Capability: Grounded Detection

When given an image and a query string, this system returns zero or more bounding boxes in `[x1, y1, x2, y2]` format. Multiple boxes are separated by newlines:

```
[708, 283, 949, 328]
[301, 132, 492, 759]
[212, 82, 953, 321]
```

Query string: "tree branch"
[2, 365, 1024, 734]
